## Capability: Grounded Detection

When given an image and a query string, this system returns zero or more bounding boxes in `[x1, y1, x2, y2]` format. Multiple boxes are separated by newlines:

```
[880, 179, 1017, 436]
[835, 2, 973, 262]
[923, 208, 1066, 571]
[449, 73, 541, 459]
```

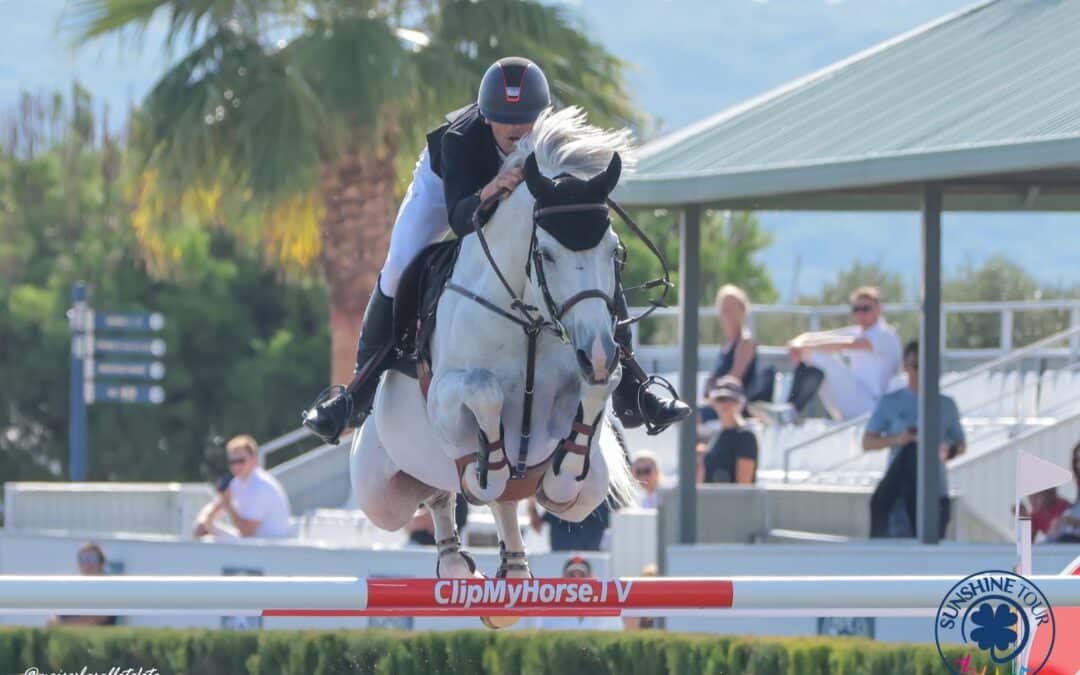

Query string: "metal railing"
[251, 299, 1080, 487]
[258, 427, 318, 465]
[629, 298, 1080, 367]
[779, 324, 1080, 482]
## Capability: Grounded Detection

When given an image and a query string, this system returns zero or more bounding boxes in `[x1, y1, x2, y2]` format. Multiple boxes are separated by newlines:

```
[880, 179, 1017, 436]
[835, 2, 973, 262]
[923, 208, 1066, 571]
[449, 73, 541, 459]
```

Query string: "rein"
[443, 185, 670, 484]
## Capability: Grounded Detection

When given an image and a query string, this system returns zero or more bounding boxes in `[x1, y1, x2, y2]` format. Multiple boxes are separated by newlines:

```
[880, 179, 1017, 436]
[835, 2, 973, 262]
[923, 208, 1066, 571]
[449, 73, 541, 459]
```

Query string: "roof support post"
[919, 184, 943, 544]
[677, 205, 701, 544]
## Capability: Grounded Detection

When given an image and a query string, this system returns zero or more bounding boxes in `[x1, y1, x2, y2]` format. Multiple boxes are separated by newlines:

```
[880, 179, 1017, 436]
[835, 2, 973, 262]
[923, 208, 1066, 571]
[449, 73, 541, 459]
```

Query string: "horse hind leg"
[426, 491, 480, 579]
[351, 419, 437, 531]
[481, 500, 530, 630]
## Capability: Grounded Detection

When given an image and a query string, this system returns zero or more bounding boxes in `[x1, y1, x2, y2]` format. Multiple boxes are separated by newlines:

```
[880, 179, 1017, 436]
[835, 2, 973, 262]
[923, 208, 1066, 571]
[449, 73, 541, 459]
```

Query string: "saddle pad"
[390, 238, 462, 377]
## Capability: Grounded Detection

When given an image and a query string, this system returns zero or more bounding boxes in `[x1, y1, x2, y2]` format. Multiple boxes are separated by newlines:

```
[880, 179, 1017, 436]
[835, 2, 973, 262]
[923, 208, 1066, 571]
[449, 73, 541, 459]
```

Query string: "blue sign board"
[92, 361, 165, 381]
[87, 383, 166, 405]
[69, 282, 169, 480]
[94, 311, 165, 332]
[93, 337, 167, 357]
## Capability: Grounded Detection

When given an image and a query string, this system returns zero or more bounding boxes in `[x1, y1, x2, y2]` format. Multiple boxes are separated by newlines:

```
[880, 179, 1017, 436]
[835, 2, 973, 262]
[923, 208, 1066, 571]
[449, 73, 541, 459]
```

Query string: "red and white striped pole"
[2, 575, 1079, 618]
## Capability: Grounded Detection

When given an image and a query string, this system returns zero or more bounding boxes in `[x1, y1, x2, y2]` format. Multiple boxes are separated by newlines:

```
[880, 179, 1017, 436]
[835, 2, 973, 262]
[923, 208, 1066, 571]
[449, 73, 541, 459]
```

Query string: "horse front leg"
[429, 368, 510, 504]
[538, 380, 611, 511]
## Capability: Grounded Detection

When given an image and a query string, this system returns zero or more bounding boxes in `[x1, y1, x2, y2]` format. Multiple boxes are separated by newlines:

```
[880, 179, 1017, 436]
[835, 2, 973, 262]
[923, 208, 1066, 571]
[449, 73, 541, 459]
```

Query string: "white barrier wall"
[0, 532, 608, 632]
[664, 542, 1080, 643]
[3, 482, 212, 538]
[949, 411, 1080, 539]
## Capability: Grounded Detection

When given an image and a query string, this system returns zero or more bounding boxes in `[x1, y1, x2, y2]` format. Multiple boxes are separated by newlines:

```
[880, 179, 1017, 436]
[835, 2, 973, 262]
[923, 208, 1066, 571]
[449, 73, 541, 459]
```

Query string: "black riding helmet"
[478, 57, 551, 125]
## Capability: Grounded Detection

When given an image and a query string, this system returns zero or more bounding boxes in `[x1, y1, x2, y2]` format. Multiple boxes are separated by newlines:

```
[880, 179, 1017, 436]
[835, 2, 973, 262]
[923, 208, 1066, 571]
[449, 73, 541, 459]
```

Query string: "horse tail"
[600, 410, 638, 507]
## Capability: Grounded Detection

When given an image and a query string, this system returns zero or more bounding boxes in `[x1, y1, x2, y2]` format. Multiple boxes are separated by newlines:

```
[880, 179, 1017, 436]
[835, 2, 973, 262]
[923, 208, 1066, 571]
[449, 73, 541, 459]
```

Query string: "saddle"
[387, 238, 462, 385]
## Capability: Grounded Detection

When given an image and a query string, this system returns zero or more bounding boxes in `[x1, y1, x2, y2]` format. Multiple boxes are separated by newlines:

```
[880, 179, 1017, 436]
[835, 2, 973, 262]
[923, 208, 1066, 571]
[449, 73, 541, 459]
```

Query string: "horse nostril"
[576, 349, 594, 378]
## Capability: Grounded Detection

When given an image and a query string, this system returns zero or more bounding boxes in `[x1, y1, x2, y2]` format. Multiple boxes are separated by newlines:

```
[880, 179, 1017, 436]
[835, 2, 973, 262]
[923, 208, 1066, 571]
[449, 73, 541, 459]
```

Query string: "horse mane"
[505, 106, 636, 179]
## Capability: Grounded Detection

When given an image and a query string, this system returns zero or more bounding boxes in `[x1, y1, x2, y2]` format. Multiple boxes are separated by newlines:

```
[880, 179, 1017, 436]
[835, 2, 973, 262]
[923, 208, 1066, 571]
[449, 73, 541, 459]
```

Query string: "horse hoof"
[481, 615, 520, 630]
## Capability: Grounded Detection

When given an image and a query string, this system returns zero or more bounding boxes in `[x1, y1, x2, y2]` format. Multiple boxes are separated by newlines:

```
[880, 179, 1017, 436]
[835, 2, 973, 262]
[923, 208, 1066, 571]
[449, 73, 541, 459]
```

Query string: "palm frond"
[285, 17, 414, 132]
[417, 0, 639, 130]
[65, 0, 300, 47]
[134, 29, 325, 197]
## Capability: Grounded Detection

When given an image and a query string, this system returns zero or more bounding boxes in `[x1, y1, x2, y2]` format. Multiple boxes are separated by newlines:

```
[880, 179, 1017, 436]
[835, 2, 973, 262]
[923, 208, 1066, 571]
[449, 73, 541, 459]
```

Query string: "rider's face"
[488, 120, 535, 154]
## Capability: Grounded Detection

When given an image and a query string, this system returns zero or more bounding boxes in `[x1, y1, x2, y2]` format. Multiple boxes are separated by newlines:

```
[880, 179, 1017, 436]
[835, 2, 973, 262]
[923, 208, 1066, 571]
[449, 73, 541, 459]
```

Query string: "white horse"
[350, 108, 636, 623]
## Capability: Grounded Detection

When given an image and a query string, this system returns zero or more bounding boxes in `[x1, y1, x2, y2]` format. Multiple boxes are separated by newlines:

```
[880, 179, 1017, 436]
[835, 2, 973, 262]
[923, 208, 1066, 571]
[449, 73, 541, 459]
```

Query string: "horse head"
[523, 151, 622, 385]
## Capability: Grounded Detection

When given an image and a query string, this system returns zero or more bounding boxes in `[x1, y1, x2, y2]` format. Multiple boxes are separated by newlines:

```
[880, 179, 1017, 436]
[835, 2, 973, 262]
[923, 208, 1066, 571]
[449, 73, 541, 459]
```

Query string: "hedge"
[0, 628, 993, 675]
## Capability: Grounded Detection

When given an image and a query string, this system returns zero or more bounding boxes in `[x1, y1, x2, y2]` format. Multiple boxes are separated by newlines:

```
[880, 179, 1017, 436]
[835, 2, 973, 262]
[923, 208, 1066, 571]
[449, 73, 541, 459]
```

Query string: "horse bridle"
[444, 187, 672, 484]
[529, 202, 619, 340]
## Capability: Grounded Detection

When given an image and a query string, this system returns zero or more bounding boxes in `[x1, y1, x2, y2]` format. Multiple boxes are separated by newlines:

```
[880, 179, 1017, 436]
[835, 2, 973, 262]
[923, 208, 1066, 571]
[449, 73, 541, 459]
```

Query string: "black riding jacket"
[426, 103, 503, 237]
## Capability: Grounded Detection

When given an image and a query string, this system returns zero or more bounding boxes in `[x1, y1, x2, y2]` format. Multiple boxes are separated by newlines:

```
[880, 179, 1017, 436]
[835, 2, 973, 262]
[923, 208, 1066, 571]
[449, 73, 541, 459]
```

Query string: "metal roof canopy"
[615, 0, 1080, 211]
[616, 0, 1080, 547]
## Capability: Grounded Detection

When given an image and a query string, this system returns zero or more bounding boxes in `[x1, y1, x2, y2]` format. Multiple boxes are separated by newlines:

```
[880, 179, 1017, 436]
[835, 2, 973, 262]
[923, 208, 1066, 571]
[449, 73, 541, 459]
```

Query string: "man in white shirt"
[193, 435, 292, 540]
[787, 286, 902, 421]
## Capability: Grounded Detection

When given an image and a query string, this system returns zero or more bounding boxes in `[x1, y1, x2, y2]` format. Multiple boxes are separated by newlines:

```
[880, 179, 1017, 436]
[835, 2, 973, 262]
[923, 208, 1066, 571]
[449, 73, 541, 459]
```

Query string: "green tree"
[944, 256, 1070, 349]
[809, 259, 908, 307]
[621, 208, 776, 344]
[70, 0, 637, 384]
[0, 88, 329, 484]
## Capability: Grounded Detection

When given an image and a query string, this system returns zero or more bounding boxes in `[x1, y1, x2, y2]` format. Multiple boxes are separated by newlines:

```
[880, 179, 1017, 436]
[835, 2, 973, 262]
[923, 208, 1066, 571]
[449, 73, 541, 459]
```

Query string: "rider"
[303, 56, 691, 444]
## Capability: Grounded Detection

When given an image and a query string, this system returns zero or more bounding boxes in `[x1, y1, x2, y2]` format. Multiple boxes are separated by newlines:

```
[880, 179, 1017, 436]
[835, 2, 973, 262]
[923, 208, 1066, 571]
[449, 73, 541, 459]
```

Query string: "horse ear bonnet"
[530, 153, 619, 251]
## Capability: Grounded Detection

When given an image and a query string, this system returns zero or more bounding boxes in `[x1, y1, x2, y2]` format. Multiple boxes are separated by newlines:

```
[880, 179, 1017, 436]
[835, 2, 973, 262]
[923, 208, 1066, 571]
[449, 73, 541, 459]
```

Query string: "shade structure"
[607, 0, 1080, 545]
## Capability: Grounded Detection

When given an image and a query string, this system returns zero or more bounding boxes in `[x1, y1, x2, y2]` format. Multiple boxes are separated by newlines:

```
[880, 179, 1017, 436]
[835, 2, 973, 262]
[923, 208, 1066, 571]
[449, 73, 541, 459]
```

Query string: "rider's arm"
[442, 132, 490, 237]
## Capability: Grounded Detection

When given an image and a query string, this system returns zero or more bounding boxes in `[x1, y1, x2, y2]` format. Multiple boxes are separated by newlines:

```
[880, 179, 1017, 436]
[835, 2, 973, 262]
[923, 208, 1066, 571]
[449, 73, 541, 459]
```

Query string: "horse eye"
[541, 249, 555, 263]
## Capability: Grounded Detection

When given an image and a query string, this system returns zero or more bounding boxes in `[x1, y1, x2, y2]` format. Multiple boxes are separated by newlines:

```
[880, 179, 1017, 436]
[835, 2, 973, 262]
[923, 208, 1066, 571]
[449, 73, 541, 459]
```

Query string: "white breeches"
[379, 149, 450, 297]
[807, 351, 879, 421]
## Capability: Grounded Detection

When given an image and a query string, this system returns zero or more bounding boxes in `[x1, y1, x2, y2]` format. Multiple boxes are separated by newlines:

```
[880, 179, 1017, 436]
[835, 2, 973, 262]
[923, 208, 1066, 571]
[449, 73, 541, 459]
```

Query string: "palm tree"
[68, 0, 637, 384]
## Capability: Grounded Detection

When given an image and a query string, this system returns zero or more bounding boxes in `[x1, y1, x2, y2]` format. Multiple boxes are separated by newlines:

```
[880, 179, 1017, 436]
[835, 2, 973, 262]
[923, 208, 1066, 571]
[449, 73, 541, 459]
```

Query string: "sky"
[1, 0, 1076, 299]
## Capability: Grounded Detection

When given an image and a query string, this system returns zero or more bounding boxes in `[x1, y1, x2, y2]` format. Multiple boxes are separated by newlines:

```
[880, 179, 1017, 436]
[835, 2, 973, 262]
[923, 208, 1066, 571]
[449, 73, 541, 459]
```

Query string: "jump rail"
[2, 575, 1079, 618]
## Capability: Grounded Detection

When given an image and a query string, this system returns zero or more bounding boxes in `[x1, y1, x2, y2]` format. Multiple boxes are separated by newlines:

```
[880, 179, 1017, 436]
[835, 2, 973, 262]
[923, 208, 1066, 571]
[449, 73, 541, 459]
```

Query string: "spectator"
[47, 543, 117, 626]
[623, 563, 660, 630]
[705, 285, 758, 395]
[700, 285, 773, 436]
[787, 286, 902, 421]
[702, 376, 758, 484]
[862, 341, 965, 539]
[406, 506, 437, 546]
[632, 450, 661, 508]
[529, 556, 622, 631]
[1048, 442, 1080, 543]
[1022, 488, 1070, 542]
[528, 499, 610, 552]
[193, 435, 292, 540]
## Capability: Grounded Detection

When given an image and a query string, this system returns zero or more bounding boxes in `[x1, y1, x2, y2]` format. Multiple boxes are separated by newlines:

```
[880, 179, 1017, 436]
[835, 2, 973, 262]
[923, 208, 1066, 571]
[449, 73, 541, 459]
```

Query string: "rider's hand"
[480, 167, 524, 202]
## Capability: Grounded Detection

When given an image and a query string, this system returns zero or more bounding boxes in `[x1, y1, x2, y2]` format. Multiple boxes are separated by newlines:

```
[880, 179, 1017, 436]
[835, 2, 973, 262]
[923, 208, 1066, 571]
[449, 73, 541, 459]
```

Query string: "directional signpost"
[68, 282, 167, 481]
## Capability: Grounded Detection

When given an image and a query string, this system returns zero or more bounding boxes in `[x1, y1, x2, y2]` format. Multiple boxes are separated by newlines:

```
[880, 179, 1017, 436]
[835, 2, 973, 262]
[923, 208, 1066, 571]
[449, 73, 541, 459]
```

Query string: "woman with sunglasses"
[46, 543, 117, 626]
[786, 286, 902, 421]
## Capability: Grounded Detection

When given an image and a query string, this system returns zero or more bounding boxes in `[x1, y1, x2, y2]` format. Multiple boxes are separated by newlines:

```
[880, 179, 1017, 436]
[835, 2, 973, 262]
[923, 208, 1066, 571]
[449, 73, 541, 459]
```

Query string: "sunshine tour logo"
[935, 571, 1056, 675]
[433, 579, 633, 610]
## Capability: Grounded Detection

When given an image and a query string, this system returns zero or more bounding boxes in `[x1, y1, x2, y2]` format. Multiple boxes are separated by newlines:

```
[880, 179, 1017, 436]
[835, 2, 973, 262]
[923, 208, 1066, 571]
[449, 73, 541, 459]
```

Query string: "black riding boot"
[303, 280, 396, 444]
[610, 291, 692, 434]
